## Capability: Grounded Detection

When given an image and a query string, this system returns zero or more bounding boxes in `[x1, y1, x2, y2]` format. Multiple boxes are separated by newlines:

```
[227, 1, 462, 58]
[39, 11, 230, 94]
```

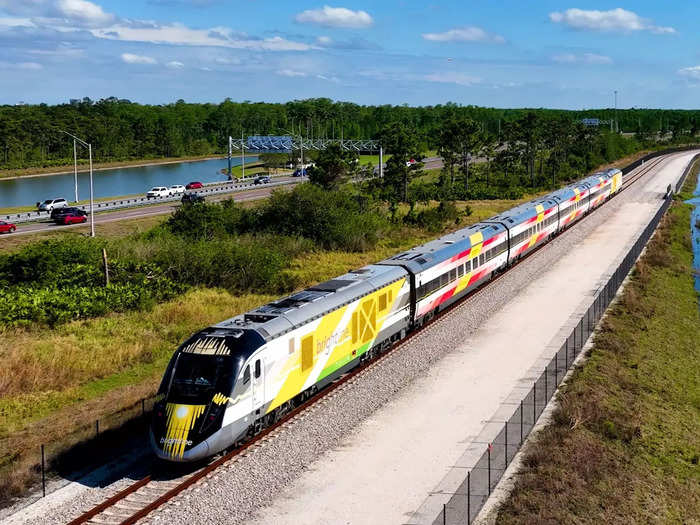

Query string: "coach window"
[254, 359, 261, 379]
[242, 365, 250, 385]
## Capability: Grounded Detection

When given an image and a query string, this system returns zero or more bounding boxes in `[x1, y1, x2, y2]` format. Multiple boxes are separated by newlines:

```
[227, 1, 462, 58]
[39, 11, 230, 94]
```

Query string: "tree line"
[1, 96, 699, 170]
[307, 111, 683, 208]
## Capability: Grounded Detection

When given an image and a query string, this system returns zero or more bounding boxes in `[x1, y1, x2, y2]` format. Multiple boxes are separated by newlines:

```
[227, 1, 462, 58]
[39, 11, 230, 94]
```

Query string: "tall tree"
[308, 143, 357, 189]
[380, 122, 422, 202]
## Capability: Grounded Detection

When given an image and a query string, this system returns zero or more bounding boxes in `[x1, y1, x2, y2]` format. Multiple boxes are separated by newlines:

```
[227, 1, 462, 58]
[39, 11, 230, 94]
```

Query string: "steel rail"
[66, 151, 677, 525]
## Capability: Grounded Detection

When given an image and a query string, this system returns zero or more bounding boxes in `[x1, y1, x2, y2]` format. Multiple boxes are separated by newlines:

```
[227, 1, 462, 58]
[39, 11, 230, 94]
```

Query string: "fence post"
[41, 444, 46, 498]
[505, 421, 508, 466]
[545, 365, 548, 400]
[488, 445, 491, 495]
[533, 381, 537, 421]
[467, 471, 471, 523]
[443, 503, 446, 525]
[565, 337, 569, 367]
[520, 400, 523, 444]
[555, 350, 558, 385]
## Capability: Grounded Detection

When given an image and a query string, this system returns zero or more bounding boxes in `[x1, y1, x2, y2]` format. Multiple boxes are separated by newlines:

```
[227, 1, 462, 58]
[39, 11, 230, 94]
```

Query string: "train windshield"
[169, 353, 231, 404]
[161, 330, 265, 404]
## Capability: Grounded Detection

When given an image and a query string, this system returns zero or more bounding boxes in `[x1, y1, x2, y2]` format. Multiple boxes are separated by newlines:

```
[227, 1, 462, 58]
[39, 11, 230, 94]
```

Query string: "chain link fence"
[0, 394, 158, 509]
[434, 153, 699, 525]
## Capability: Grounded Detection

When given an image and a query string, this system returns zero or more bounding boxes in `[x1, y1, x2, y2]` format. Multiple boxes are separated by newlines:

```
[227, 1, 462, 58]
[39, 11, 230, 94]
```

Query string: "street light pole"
[59, 130, 95, 237]
[88, 143, 94, 237]
[227, 136, 232, 178]
[73, 138, 78, 203]
[241, 132, 245, 179]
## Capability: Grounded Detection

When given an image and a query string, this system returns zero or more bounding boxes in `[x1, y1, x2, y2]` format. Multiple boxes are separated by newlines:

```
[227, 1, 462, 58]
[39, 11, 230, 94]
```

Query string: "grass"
[224, 160, 268, 178]
[494, 166, 700, 524]
[0, 215, 168, 254]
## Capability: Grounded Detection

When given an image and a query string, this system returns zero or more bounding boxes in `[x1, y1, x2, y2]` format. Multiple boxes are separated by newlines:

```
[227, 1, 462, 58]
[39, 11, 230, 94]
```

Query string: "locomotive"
[150, 168, 622, 461]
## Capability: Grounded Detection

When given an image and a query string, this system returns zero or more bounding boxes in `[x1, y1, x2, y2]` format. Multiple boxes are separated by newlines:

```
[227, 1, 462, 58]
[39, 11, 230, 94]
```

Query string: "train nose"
[150, 429, 211, 462]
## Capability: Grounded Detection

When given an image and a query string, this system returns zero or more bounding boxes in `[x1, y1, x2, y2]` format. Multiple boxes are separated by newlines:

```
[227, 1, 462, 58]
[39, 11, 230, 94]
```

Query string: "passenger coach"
[150, 167, 623, 462]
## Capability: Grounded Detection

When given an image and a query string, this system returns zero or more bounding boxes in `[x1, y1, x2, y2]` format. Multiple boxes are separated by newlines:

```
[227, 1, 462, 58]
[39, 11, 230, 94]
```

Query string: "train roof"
[483, 194, 559, 228]
[547, 178, 592, 202]
[214, 263, 407, 341]
[377, 221, 506, 273]
[580, 169, 617, 186]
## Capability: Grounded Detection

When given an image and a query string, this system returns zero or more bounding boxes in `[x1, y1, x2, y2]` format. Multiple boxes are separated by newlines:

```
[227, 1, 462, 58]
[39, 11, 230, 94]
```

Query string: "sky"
[0, 1, 699, 109]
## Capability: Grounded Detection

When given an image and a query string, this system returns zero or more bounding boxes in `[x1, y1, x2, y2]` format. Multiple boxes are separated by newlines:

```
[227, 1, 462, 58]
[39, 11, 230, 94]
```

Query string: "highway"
[2, 183, 289, 238]
[1, 159, 452, 239]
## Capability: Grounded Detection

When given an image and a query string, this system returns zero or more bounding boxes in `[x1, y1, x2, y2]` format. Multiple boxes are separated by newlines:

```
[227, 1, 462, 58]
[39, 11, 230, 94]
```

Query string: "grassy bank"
[495, 170, 700, 523]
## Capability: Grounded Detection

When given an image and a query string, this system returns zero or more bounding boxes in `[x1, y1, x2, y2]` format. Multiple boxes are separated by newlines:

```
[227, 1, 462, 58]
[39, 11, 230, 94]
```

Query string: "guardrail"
[2, 176, 300, 224]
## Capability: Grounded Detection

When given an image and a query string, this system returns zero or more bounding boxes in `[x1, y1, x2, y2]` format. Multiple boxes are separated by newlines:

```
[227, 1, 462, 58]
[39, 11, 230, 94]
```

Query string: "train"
[150, 168, 623, 461]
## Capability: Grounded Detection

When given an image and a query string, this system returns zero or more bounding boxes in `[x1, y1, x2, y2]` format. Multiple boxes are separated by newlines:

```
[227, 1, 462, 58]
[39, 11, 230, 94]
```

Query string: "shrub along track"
[61, 154, 672, 525]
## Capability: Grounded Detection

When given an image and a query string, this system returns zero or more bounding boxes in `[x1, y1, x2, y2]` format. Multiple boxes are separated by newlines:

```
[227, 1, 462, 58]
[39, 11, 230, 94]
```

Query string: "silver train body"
[150, 168, 622, 461]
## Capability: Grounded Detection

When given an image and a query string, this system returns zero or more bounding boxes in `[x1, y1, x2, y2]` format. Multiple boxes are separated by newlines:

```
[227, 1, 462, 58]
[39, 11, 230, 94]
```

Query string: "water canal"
[689, 178, 700, 293]
[0, 156, 258, 209]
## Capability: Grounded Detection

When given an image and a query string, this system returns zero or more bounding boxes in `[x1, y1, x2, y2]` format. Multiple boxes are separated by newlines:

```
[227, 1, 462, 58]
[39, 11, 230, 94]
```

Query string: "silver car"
[37, 198, 68, 211]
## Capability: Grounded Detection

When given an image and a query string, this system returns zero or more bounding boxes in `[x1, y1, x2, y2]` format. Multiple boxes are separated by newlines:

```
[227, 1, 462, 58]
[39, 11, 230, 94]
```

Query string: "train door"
[252, 356, 265, 409]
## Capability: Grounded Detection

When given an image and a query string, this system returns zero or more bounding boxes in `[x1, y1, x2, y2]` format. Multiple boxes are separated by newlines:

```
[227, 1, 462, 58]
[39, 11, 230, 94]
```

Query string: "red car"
[186, 181, 203, 190]
[0, 220, 16, 233]
[61, 212, 88, 225]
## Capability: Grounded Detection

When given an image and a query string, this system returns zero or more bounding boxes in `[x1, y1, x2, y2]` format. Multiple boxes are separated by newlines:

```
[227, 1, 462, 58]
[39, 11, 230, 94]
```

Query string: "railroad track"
[66, 152, 676, 525]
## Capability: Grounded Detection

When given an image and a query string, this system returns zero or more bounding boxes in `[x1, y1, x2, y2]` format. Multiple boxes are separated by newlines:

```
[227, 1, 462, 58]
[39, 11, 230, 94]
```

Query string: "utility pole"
[60, 130, 94, 237]
[227, 136, 232, 178]
[241, 132, 245, 179]
[88, 143, 94, 237]
[73, 138, 78, 203]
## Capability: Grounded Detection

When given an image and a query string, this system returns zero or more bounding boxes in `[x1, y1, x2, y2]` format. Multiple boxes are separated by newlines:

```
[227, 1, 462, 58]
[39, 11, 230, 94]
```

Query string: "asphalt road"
[1, 183, 292, 238]
[0, 160, 457, 239]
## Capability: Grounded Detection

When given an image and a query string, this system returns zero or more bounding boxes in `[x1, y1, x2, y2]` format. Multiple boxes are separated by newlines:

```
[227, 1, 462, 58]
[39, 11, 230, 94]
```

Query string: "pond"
[0, 156, 258, 209]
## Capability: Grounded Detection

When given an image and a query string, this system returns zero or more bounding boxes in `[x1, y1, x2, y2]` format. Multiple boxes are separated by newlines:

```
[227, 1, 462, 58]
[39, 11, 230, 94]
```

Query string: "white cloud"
[215, 57, 241, 65]
[553, 52, 612, 64]
[121, 53, 157, 64]
[424, 72, 482, 86]
[295, 6, 373, 28]
[422, 26, 505, 44]
[316, 73, 339, 83]
[0, 0, 49, 16]
[55, 0, 114, 27]
[277, 69, 307, 77]
[678, 66, 700, 80]
[0, 61, 44, 70]
[93, 24, 311, 51]
[166, 60, 184, 68]
[317, 35, 332, 45]
[0, 17, 36, 28]
[549, 8, 675, 35]
[18, 62, 43, 70]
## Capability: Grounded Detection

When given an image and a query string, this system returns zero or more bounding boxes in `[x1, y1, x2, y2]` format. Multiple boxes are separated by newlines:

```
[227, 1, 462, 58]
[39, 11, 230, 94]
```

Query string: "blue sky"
[0, 1, 699, 108]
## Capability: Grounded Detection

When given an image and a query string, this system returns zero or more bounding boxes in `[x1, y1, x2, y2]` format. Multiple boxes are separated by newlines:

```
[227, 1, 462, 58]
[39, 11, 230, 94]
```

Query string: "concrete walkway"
[245, 151, 697, 525]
